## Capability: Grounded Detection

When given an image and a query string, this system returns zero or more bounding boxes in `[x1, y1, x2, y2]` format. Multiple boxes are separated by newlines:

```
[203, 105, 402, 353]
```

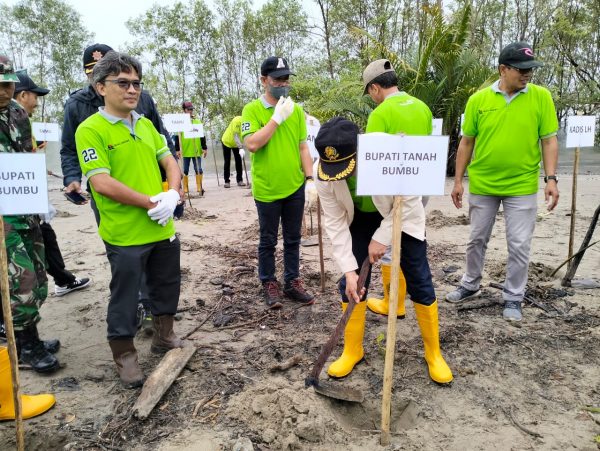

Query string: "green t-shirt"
[181, 118, 204, 158]
[345, 175, 377, 212]
[241, 97, 307, 202]
[222, 116, 242, 148]
[75, 112, 176, 246]
[462, 82, 558, 196]
[366, 92, 433, 136]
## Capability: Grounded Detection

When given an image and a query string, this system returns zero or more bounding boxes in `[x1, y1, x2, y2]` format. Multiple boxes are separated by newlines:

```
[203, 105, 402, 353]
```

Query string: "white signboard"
[566, 115, 596, 148]
[432, 118, 443, 136]
[0, 154, 49, 215]
[306, 116, 321, 160]
[163, 114, 192, 133]
[356, 133, 449, 196]
[31, 122, 60, 142]
[184, 123, 205, 139]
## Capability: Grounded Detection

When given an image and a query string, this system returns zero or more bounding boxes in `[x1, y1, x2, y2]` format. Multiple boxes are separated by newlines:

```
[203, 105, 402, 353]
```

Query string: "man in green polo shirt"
[221, 115, 245, 188]
[241, 56, 316, 308]
[75, 51, 185, 388]
[446, 42, 559, 322]
[362, 58, 453, 384]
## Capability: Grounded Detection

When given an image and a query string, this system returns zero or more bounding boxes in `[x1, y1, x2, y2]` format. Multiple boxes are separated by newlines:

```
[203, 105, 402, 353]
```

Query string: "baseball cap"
[83, 44, 113, 74]
[0, 54, 19, 82]
[315, 117, 359, 182]
[498, 42, 543, 69]
[260, 56, 294, 78]
[15, 72, 50, 96]
[362, 59, 395, 94]
[182, 101, 194, 110]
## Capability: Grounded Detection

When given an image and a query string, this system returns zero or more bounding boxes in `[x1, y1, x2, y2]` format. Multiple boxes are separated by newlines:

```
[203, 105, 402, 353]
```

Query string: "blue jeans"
[183, 156, 203, 175]
[255, 185, 305, 284]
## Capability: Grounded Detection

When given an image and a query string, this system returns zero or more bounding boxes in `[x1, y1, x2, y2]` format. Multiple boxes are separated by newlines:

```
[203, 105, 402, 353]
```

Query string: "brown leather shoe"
[151, 315, 184, 354]
[108, 339, 144, 388]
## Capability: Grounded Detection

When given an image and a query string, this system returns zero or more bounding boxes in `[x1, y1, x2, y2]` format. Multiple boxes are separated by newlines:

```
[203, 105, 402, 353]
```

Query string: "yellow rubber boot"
[367, 264, 406, 318]
[161, 181, 169, 192]
[182, 176, 189, 194]
[414, 300, 453, 384]
[327, 301, 367, 378]
[0, 347, 56, 421]
[195, 174, 204, 195]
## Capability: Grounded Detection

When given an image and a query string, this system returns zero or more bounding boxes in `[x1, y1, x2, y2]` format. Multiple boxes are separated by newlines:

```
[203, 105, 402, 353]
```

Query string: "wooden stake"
[380, 196, 403, 446]
[131, 345, 196, 419]
[0, 217, 25, 451]
[213, 139, 221, 187]
[316, 198, 325, 293]
[567, 147, 580, 267]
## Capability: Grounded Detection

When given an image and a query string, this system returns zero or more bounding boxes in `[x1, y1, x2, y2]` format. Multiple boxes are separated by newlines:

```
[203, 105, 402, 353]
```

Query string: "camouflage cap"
[0, 54, 19, 82]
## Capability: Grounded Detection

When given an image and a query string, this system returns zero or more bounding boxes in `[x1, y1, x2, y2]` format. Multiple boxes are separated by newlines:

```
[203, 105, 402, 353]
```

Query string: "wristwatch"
[544, 175, 558, 183]
[305, 176, 314, 181]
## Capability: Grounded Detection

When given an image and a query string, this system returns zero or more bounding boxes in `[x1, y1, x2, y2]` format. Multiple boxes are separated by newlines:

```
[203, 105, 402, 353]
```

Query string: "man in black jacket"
[59, 44, 180, 335]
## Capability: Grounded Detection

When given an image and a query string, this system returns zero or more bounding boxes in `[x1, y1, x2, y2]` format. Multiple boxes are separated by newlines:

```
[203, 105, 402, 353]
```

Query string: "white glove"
[239, 149, 245, 159]
[271, 96, 295, 125]
[42, 203, 57, 223]
[148, 189, 180, 226]
[305, 179, 318, 209]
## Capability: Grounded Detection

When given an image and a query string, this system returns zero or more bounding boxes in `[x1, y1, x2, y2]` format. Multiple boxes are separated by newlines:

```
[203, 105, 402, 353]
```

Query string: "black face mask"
[268, 84, 290, 99]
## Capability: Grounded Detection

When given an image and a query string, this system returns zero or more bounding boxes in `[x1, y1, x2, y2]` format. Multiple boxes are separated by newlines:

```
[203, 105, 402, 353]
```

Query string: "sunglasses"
[507, 66, 534, 75]
[104, 79, 144, 91]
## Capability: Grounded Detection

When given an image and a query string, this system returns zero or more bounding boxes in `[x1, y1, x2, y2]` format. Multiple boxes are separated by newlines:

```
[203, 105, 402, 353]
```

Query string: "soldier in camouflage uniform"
[0, 54, 60, 373]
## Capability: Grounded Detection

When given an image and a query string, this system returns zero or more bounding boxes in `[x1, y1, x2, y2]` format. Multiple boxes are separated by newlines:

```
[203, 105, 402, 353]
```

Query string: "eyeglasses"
[103, 79, 144, 91]
[507, 66, 534, 75]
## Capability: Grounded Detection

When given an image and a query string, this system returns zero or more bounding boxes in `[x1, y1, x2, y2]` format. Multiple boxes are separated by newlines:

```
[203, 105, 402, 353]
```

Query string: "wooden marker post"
[0, 217, 25, 451]
[380, 196, 403, 446]
[316, 198, 325, 293]
[567, 146, 580, 265]
[212, 139, 220, 187]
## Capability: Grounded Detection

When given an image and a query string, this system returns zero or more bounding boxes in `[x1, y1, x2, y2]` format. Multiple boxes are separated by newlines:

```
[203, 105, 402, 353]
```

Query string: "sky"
[3, 0, 273, 49]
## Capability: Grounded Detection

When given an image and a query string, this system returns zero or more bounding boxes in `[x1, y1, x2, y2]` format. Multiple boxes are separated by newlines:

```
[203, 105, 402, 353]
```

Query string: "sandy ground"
[0, 172, 599, 451]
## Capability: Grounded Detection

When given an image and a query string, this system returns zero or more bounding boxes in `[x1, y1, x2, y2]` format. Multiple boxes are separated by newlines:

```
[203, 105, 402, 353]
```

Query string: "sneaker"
[445, 286, 480, 303]
[55, 277, 92, 296]
[503, 300, 522, 322]
[224, 182, 231, 188]
[237, 181, 246, 187]
[263, 281, 283, 309]
[283, 278, 315, 305]
[141, 310, 154, 336]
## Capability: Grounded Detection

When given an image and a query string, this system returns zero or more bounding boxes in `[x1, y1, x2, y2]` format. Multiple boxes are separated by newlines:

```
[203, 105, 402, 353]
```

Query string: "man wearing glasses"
[241, 56, 316, 308]
[75, 51, 184, 388]
[446, 42, 559, 322]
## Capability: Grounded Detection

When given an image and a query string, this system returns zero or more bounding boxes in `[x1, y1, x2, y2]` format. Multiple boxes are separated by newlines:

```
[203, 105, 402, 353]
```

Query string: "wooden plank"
[132, 345, 196, 419]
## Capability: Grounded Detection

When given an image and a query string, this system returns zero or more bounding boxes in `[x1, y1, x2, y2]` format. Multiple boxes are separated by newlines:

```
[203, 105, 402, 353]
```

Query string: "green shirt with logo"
[366, 92, 433, 136]
[181, 118, 204, 158]
[222, 116, 242, 148]
[462, 82, 558, 196]
[75, 112, 175, 246]
[241, 97, 307, 202]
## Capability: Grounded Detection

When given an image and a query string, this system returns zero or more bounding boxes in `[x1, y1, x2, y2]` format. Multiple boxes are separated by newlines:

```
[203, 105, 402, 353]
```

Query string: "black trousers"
[104, 237, 181, 340]
[222, 142, 243, 183]
[40, 222, 75, 287]
[338, 209, 383, 302]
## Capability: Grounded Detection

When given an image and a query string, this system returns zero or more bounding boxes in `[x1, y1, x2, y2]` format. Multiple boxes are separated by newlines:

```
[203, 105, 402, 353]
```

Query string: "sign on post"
[0, 154, 49, 215]
[162, 114, 192, 133]
[431, 118, 443, 136]
[356, 133, 449, 196]
[566, 116, 596, 148]
[31, 122, 60, 142]
[306, 116, 321, 160]
[184, 123, 205, 139]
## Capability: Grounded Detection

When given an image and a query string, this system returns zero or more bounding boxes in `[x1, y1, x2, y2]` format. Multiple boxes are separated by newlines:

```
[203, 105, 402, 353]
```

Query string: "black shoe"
[283, 279, 315, 305]
[55, 277, 92, 296]
[16, 326, 60, 373]
[0, 323, 59, 353]
[263, 281, 283, 309]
